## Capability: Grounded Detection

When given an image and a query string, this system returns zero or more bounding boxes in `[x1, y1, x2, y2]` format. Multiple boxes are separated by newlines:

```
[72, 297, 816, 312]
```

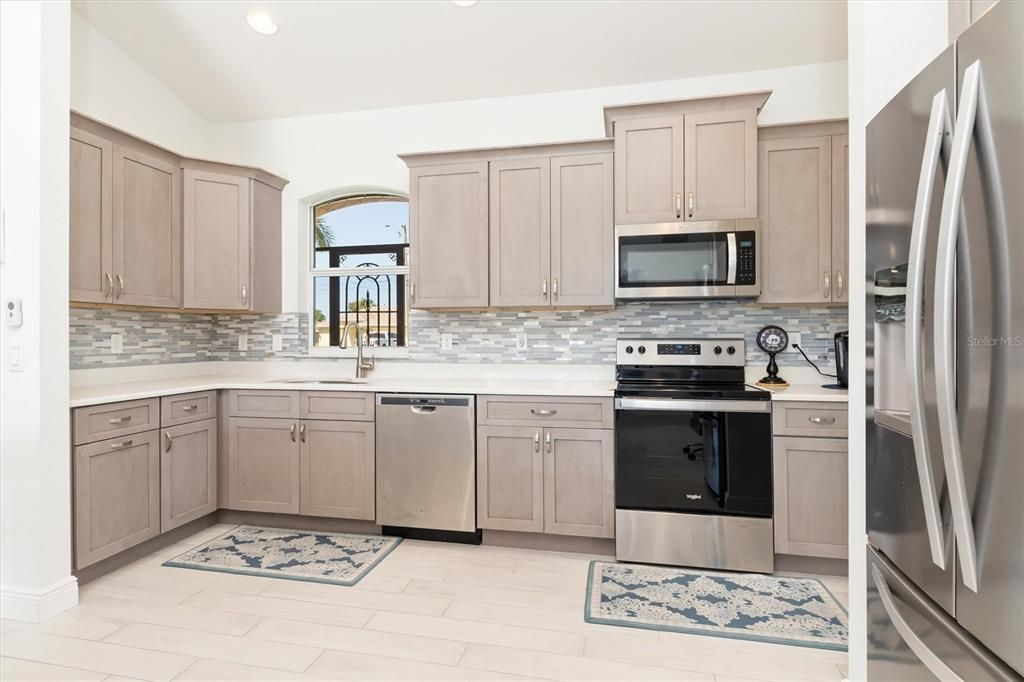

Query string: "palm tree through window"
[311, 194, 409, 348]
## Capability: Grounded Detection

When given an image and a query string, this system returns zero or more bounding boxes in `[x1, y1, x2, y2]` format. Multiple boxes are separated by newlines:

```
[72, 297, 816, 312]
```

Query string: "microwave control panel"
[736, 231, 756, 285]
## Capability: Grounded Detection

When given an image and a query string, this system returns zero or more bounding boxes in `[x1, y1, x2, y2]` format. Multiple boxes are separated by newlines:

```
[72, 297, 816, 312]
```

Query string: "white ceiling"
[72, 0, 848, 124]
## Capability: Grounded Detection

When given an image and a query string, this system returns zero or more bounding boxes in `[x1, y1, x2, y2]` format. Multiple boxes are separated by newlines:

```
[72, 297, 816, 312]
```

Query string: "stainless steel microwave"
[615, 219, 760, 300]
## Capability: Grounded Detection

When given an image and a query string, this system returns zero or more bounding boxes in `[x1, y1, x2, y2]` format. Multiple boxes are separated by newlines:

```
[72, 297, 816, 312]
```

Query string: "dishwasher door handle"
[410, 405, 437, 414]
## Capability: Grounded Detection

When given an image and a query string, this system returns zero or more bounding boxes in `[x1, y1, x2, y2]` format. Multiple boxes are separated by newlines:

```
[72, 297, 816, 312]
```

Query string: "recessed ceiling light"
[246, 10, 278, 35]
[451, 0, 478, 7]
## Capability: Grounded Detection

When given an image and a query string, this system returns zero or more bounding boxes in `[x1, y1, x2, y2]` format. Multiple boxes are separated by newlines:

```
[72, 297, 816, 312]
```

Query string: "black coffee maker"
[834, 331, 849, 388]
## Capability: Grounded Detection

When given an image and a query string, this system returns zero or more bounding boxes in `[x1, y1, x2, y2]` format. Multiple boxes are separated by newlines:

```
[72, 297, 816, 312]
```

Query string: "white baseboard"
[0, 575, 78, 622]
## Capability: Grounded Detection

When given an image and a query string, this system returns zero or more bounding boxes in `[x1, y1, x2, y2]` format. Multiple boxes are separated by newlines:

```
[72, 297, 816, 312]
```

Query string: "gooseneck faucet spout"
[340, 323, 375, 379]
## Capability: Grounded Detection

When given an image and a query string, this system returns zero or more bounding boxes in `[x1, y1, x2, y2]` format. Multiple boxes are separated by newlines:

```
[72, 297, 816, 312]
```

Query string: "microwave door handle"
[906, 89, 953, 570]
[726, 233, 737, 285]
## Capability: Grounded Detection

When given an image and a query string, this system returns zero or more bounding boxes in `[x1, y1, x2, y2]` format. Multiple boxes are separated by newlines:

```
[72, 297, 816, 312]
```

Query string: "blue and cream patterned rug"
[586, 561, 848, 651]
[163, 526, 402, 586]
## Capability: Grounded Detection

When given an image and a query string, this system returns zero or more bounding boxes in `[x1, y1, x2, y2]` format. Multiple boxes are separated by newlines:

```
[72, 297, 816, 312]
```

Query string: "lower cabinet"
[299, 419, 375, 520]
[477, 425, 614, 538]
[74, 430, 161, 568]
[773, 435, 848, 558]
[226, 417, 300, 514]
[161, 418, 218, 532]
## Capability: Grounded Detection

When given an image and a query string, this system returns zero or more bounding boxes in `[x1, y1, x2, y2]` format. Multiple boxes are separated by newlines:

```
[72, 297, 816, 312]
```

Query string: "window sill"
[306, 347, 410, 360]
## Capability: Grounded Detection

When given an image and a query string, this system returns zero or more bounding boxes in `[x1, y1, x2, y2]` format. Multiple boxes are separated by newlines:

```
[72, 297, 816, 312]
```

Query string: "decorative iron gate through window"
[315, 244, 407, 347]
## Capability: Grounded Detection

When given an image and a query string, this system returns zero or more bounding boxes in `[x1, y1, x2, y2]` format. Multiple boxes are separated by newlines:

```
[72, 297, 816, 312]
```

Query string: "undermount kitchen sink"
[272, 378, 369, 385]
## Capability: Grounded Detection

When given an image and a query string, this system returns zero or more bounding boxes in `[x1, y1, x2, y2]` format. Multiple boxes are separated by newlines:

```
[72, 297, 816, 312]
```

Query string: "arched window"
[311, 193, 409, 349]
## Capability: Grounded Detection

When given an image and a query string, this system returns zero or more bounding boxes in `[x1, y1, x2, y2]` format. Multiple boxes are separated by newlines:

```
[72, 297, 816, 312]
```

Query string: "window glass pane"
[313, 196, 409, 268]
[313, 274, 408, 348]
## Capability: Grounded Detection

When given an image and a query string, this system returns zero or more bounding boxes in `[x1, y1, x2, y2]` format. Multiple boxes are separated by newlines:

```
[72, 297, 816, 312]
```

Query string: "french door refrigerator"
[865, 0, 1023, 680]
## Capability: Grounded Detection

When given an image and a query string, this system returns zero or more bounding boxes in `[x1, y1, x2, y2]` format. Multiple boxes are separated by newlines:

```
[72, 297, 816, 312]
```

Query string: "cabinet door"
[831, 134, 849, 303]
[683, 109, 757, 220]
[112, 146, 181, 307]
[74, 431, 160, 569]
[70, 128, 113, 303]
[614, 116, 683, 224]
[543, 428, 614, 538]
[161, 418, 217, 532]
[227, 417, 299, 514]
[183, 169, 251, 310]
[477, 426, 543, 532]
[489, 157, 551, 307]
[409, 162, 489, 308]
[757, 136, 833, 303]
[299, 419, 375, 520]
[551, 153, 614, 307]
[773, 436, 848, 558]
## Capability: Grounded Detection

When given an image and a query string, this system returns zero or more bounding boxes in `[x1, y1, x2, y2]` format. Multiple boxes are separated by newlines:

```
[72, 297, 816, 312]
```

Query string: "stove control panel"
[617, 338, 745, 367]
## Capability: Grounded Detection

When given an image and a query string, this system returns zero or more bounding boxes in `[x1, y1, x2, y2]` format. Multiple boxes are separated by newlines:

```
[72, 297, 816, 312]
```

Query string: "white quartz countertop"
[70, 371, 848, 408]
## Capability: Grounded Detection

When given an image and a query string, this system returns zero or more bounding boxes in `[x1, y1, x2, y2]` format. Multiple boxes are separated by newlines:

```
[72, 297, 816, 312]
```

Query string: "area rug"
[163, 526, 402, 586]
[585, 561, 848, 651]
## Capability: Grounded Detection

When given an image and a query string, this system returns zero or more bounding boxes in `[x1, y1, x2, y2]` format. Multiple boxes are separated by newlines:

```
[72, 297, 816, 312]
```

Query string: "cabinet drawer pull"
[542, 278, 548, 296]
[241, 285, 248, 304]
[411, 281, 416, 301]
[299, 423, 306, 443]
[808, 416, 836, 425]
[531, 409, 558, 417]
[115, 274, 125, 299]
[110, 439, 133, 449]
[545, 431, 552, 453]
[824, 271, 831, 298]
[533, 431, 540, 452]
[687, 192, 694, 218]
[553, 278, 559, 299]
[836, 271, 844, 298]
[103, 273, 112, 298]
[164, 432, 173, 452]
[289, 423, 297, 442]
[675, 192, 682, 219]
[108, 415, 132, 424]
[181, 404, 198, 412]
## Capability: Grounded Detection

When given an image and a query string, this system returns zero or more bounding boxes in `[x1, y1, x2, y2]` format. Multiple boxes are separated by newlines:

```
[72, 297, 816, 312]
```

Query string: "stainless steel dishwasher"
[375, 394, 476, 537]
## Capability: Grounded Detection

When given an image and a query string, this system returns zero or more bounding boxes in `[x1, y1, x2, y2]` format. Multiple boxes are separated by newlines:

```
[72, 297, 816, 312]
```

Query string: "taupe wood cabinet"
[683, 110, 758, 220]
[69, 113, 286, 313]
[226, 417, 301, 514]
[490, 153, 615, 308]
[614, 116, 683, 224]
[476, 396, 614, 538]
[772, 401, 849, 559]
[299, 419, 375, 520]
[161, 417, 218, 532]
[757, 122, 849, 304]
[70, 126, 181, 307]
[408, 162, 490, 309]
[74, 429, 161, 569]
[401, 140, 614, 310]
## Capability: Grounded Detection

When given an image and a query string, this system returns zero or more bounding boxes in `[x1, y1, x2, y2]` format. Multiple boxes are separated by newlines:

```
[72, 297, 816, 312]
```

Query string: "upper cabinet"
[757, 121, 848, 305]
[68, 113, 287, 312]
[401, 140, 614, 310]
[606, 92, 769, 225]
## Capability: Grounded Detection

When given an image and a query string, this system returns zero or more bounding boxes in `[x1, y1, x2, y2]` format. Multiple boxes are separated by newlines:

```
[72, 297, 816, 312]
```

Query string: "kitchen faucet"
[341, 322, 375, 379]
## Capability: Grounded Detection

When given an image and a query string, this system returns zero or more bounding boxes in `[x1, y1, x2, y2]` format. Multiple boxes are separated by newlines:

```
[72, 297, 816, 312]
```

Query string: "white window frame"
[302, 187, 410, 359]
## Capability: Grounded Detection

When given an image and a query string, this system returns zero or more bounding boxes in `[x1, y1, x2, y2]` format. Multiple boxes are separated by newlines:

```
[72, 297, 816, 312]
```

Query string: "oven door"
[615, 222, 737, 299]
[614, 397, 772, 517]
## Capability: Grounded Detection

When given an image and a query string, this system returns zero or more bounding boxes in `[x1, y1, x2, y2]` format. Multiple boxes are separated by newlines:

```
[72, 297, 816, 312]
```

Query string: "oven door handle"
[726, 232, 737, 285]
[615, 397, 770, 414]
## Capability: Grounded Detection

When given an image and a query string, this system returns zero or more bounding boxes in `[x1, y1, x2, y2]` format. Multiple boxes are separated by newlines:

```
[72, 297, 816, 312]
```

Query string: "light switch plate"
[271, 334, 283, 351]
[110, 333, 123, 354]
[7, 344, 23, 372]
[238, 334, 248, 351]
[439, 333, 453, 351]
[785, 332, 803, 353]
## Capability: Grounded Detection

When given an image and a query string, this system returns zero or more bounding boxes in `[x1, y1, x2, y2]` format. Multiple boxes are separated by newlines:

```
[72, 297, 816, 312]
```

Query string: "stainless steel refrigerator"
[865, 0, 1023, 679]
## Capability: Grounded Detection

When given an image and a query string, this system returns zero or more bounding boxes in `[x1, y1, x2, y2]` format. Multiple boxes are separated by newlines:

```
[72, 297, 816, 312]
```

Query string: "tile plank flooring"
[0, 523, 849, 681]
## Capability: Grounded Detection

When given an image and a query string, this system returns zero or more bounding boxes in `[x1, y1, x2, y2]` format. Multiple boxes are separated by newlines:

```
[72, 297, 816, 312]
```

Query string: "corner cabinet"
[408, 162, 490, 309]
[757, 122, 849, 304]
[402, 141, 614, 310]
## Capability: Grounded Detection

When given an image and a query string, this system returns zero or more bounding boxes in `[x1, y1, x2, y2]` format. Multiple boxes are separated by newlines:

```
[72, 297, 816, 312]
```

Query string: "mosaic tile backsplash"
[71, 302, 846, 370]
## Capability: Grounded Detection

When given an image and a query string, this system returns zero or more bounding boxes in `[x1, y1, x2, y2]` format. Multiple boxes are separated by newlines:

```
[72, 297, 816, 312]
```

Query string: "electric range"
[613, 338, 774, 573]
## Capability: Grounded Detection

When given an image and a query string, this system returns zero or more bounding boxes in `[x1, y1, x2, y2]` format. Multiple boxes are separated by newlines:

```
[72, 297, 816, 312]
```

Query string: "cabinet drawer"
[300, 391, 374, 421]
[478, 395, 613, 429]
[227, 390, 300, 419]
[772, 401, 848, 438]
[73, 398, 160, 445]
[161, 391, 217, 427]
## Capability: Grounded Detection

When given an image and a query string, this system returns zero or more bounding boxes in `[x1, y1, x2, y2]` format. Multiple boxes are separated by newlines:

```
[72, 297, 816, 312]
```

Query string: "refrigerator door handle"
[906, 89, 953, 570]
[934, 59, 1009, 594]
[871, 565, 966, 682]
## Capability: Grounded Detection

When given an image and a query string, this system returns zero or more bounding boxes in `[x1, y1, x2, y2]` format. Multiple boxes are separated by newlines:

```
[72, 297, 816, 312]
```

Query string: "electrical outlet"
[439, 333, 454, 351]
[238, 334, 248, 352]
[271, 334, 283, 352]
[785, 332, 803, 353]
[515, 332, 528, 351]
[110, 333, 123, 354]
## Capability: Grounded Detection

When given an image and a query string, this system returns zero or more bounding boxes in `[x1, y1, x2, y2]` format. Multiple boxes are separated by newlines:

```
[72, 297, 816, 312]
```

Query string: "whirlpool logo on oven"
[685, 493, 702, 500]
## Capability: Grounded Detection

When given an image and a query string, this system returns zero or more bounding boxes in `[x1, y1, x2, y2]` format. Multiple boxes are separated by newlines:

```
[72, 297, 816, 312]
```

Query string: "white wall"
[0, 0, 77, 621]
[203, 60, 848, 312]
[70, 9, 212, 157]
[846, 1, 949, 679]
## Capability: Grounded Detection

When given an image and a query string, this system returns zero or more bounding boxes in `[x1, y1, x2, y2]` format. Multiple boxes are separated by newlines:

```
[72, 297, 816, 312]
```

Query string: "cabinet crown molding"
[399, 138, 612, 168]
[603, 90, 772, 136]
